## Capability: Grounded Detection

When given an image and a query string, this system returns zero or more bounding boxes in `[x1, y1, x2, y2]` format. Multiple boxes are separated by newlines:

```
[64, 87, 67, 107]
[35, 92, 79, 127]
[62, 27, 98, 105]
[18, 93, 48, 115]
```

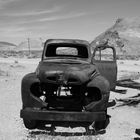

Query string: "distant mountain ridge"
[91, 17, 140, 56]
[0, 39, 43, 51]
[0, 41, 17, 51]
[17, 39, 43, 51]
[0, 41, 16, 46]
[1, 17, 140, 58]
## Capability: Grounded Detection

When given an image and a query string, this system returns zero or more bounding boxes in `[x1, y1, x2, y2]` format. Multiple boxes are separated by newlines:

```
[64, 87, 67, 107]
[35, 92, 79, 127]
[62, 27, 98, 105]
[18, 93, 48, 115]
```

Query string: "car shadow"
[28, 127, 106, 137]
[27, 118, 110, 138]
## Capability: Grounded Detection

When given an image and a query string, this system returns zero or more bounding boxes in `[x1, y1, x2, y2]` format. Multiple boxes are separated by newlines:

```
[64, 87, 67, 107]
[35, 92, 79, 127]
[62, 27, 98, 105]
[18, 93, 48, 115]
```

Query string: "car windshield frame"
[42, 43, 90, 60]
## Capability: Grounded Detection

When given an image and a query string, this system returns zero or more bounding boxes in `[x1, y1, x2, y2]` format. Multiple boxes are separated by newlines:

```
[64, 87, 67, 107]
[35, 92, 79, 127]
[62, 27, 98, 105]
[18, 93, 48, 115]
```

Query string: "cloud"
[0, 0, 21, 8]
[4, 6, 61, 17]
[0, 26, 28, 37]
[0, 26, 25, 32]
[0, 24, 49, 38]
[0, 11, 87, 26]
[0, 11, 88, 41]
[38, 12, 87, 22]
[14, 12, 87, 25]
[3, 12, 89, 26]
[0, 0, 15, 4]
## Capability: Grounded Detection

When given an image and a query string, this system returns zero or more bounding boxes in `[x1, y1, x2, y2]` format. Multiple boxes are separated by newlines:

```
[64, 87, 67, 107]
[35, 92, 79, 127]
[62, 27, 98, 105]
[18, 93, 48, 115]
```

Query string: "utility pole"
[27, 38, 31, 56]
[39, 37, 44, 48]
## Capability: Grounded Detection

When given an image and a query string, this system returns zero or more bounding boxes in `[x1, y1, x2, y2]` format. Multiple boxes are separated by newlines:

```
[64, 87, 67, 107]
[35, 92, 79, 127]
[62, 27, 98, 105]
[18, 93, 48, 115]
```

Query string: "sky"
[0, 0, 140, 44]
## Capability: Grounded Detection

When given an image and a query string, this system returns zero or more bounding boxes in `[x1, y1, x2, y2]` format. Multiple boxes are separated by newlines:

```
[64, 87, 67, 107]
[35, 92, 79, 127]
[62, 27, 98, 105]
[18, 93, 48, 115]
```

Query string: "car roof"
[42, 39, 92, 61]
[44, 39, 90, 47]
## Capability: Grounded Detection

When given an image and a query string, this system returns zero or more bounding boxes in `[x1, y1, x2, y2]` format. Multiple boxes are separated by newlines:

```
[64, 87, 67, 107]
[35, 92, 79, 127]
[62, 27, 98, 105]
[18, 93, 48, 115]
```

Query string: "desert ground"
[0, 57, 140, 140]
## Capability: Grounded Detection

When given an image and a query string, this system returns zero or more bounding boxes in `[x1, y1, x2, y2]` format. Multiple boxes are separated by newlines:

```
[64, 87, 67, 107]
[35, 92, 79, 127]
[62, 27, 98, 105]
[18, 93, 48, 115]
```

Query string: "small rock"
[134, 137, 140, 140]
[136, 129, 140, 136]
[14, 60, 18, 63]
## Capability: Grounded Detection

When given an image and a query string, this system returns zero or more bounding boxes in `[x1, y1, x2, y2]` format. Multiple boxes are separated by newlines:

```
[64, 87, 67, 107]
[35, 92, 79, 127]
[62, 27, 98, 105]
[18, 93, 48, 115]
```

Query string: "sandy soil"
[0, 57, 140, 140]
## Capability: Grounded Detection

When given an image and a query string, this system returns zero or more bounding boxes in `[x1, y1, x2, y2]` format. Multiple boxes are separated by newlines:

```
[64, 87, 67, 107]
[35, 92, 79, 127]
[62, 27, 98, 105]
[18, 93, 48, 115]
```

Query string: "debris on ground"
[134, 137, 140, 140]
[117, 79, 140, 89]
[136, 129, 140, 136]
[115, 93, 140, 107]
[113, 89, 127, 94]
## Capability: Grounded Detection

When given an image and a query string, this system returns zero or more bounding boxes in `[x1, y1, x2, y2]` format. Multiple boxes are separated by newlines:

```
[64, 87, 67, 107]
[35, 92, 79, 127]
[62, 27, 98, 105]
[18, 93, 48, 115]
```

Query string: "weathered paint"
[21, 39, 117, 126]
[92, 45, 117, 90]
[20, 108, 106, 122]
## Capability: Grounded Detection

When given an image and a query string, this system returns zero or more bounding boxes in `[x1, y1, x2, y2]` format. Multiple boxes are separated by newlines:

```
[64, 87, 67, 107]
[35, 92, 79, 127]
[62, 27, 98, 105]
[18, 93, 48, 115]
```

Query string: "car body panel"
[20, 39, 117, 128]
[42, 39, 92, 62]
[92, 45, 117, 90]
[37, 61, 98, 85]
[20, 108, 106, 122]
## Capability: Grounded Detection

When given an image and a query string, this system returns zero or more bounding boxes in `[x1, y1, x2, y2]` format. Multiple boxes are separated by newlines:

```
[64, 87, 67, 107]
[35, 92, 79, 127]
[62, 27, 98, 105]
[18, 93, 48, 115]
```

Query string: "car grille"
[46, 75, 81, 85]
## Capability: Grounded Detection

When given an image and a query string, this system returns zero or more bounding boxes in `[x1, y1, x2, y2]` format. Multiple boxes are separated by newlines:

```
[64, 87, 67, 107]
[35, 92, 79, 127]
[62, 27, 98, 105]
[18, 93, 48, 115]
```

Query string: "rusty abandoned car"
[20, 39, 117, 131]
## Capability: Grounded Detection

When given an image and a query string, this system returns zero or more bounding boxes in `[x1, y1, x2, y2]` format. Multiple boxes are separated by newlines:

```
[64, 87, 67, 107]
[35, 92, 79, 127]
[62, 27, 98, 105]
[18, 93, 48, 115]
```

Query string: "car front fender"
[87, 75, 110, 94]
[85, 75, 110, 111]
[21, 72, 46, 108]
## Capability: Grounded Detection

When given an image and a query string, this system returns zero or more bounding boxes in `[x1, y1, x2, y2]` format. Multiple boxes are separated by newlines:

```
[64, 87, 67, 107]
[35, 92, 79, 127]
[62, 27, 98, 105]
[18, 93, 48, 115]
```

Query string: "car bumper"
[20, 108, 106, 122]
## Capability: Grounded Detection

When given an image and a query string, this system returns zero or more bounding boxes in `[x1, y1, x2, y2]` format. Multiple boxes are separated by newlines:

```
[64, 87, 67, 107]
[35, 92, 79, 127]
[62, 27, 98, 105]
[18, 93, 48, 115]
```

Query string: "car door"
[91, 45, 117, 90]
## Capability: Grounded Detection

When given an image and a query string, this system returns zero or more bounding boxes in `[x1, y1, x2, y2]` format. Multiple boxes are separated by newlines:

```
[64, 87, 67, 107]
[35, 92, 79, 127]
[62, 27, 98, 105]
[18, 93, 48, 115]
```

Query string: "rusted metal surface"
[93, 61, 117, 90]
[37, 61, 98, 85]
[42, 39, 92, 62]
[117, 79, 140, 89]
[92, 45, 117, 90]
[20, 108, 106, 122]
[20, 39, 117, 129]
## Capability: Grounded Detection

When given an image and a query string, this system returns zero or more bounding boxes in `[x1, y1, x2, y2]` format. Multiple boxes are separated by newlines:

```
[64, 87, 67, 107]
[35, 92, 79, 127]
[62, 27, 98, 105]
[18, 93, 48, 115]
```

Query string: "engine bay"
[30, 82, 102, 111]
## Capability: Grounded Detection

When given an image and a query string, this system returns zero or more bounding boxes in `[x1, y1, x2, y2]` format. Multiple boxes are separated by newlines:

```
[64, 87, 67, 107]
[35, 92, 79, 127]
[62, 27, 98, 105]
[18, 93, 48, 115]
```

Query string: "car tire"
[94, 111, 110, 130]
[23, 119, 37, 129]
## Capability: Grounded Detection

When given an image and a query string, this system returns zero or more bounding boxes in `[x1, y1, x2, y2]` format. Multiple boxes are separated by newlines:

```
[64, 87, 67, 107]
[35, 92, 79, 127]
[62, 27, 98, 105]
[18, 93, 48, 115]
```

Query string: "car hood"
[37, 60, 99, 84]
